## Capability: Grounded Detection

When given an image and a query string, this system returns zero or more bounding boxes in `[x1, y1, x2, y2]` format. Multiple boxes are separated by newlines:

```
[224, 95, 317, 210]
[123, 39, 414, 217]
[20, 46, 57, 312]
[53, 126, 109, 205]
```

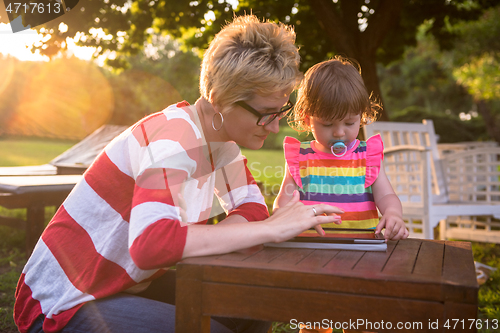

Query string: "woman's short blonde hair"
[290, 56, 380, 132]
[200, 15, 302, 112]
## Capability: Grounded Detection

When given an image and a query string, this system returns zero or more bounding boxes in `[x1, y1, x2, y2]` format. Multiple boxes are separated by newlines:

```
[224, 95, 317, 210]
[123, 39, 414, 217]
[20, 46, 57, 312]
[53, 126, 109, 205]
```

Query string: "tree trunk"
[307, 0, 402, 121]
[355, 52, 388, 120]
[476, 99, 500, 143]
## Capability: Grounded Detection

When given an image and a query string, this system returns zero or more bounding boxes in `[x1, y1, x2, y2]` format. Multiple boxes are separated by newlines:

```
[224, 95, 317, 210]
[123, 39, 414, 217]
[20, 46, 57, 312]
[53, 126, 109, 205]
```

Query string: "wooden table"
[175, 239, 479, 333]
[0, 175, 81, 254]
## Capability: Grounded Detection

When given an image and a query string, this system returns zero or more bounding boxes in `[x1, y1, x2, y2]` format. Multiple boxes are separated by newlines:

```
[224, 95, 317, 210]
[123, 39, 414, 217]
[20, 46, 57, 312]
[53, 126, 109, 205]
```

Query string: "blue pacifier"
[330, 141, 347, 157]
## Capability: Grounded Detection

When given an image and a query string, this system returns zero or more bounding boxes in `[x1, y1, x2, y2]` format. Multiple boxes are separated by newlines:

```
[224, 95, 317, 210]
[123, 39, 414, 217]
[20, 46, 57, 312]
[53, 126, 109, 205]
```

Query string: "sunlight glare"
[0, 56, 15, 95]
[0, 23, 48, 61]
[0, 23, 101, 62]
[7, 57, 114, 139]
[59, 22, 68, 33]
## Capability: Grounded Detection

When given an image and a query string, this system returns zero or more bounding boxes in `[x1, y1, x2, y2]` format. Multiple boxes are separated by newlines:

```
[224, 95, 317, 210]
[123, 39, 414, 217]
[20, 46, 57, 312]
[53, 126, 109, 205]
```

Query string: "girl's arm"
[372, 162, 409, 241]
[273, 165, 297, 212]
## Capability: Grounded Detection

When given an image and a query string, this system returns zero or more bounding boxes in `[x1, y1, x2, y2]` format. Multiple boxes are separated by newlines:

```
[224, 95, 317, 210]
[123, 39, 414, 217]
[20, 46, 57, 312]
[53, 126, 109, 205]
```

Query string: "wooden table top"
[178, 239, 478, 305]
[0, 164, 58, 176]
[0, 175, 81, 195]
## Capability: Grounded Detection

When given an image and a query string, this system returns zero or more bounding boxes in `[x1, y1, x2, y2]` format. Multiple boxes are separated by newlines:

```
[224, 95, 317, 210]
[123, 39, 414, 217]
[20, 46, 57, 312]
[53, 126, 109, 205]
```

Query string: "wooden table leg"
[443, 302, 478, 333]
[26, 204, 45, 255]
[175, 264, 211, 333]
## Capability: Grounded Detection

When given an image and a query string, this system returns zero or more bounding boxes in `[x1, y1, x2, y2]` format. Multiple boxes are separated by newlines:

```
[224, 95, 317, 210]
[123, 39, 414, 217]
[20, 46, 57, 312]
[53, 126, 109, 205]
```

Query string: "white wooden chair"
[383, 146, 500, 240]
[438, 148, 500, 242]
[364, 120, 500, 241]
[363, 119, 447, 203]
[382, 146, 434, 238]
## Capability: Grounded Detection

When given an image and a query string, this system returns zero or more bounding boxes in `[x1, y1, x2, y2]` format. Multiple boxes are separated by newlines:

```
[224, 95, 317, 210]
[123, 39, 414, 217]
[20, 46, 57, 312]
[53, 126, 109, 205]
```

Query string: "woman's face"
[222, 91, 290, 150]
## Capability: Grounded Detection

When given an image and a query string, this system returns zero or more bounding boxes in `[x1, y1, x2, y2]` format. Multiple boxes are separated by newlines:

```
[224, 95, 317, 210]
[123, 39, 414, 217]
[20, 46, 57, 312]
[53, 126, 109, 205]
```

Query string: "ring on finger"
[311, 207, 317, 216]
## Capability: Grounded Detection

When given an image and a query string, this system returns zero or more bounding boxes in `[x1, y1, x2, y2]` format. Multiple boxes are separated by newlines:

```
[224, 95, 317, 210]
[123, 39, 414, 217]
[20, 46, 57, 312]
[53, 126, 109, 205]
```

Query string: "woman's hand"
[267, 190, 343, 243]
[375, 211, 409, 242]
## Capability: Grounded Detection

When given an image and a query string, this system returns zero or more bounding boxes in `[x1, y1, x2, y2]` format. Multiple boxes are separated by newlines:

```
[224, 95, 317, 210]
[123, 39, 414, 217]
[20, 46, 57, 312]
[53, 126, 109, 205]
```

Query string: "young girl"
[274, 56, 408, 333]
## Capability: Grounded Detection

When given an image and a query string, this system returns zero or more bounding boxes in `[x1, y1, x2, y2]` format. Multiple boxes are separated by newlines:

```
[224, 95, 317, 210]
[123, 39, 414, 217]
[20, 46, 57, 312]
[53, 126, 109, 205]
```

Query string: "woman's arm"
[182, 191, 343, 258]
[372, 163, 409, 241]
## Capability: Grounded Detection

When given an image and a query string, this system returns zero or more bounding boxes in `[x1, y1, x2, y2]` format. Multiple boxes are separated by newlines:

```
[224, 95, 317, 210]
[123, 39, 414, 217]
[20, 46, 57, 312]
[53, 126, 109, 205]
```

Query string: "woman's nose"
[264, 118, 280, 133]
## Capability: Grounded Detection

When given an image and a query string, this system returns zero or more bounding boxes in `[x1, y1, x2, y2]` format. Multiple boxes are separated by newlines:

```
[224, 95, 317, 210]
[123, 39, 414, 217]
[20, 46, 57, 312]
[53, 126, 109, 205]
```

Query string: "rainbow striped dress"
[283, 134, 384, 229]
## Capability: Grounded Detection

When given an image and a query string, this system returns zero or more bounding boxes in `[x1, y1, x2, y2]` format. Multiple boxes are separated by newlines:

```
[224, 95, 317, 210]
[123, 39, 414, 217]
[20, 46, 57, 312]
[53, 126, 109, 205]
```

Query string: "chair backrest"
[363, 119, 439, 158]
[438, 141, 499, 157]
[363, 120, 446, 201]
[441, 147, 500, 203]
[383, 146, 433, 238]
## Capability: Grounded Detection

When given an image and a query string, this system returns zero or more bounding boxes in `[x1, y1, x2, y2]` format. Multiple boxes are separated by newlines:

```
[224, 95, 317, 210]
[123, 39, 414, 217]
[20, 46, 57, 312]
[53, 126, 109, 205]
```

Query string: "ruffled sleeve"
[365, 133, 384, 188]
[283, 136, 303, 189]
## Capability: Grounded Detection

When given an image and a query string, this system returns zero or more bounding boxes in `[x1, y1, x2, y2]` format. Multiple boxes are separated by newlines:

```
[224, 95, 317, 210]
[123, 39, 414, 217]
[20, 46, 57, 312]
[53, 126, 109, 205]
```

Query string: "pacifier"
[330, 141, 347, 157]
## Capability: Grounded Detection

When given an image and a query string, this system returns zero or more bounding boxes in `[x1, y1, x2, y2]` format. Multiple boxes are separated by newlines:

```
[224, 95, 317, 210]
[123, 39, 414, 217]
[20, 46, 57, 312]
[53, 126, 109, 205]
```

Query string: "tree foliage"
[3, 0, 496, 120]
[450, 6, 500, 101]
[106, 39, 200, 125]
[454, 54, 500, 101]
[377, 5, 500, 143]
[376, 27, 487, 143]
[378, 22, 474, 116]
[448, 5, 500, 142]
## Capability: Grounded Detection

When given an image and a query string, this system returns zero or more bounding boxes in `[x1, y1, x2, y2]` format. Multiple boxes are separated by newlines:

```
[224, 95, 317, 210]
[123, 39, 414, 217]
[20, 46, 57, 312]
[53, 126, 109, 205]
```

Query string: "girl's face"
[306, 113, 361, 154]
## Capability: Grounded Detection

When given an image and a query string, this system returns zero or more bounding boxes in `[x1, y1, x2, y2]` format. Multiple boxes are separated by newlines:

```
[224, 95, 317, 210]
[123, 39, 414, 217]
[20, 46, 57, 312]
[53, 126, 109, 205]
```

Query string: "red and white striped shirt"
[14, 102, 269, 333]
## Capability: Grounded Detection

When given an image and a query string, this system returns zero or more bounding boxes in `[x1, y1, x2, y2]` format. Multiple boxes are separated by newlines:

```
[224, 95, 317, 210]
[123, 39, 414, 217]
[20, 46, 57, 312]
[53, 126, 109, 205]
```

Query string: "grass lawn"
[0, 138, 499, 333]
[0, 138, 75, 166]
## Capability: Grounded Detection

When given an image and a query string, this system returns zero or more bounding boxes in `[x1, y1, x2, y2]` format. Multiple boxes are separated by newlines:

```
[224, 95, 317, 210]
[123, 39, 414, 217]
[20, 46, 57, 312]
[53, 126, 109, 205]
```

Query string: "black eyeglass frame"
[235, 100, 294, 126]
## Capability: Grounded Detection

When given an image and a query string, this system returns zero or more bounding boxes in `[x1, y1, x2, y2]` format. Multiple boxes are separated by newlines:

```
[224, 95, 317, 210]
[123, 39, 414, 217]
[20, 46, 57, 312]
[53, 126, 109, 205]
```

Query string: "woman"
[14, 15, 344, 333]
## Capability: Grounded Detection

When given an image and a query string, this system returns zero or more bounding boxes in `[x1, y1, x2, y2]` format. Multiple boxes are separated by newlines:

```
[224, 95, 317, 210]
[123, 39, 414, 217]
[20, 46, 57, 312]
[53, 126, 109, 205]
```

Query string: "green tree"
[378, 22, 474, 117]
[126, 36, 201, 104]
[105, 36, 201, 125]
[1, 0, 496, 119]
[449, 6, 500, 142]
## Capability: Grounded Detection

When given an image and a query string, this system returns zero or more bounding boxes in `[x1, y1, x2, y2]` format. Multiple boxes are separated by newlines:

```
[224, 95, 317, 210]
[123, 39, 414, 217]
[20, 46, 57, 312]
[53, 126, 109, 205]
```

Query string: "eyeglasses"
[235, 100, 294, 126]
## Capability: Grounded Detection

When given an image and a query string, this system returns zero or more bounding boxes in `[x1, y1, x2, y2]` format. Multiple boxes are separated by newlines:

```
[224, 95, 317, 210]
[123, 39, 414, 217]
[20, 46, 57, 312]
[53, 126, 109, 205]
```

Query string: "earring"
[212, 112, 224, 131]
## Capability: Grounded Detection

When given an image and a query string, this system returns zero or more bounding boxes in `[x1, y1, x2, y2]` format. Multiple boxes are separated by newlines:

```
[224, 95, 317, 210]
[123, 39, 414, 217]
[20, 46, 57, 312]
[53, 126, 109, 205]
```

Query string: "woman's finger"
[314, 224, 325, 236]
[312, 203, 344, 216]
[313, 215, 342, 225]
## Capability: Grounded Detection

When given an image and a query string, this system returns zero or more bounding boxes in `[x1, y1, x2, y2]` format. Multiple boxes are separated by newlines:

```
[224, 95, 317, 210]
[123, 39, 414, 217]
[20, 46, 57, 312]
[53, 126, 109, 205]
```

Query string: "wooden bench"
[0, 175, 81, 254]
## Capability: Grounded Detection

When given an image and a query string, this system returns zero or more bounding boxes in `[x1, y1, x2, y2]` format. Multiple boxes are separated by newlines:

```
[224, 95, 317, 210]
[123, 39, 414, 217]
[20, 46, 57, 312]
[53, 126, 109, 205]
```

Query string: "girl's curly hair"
[289, 56, 381, 132]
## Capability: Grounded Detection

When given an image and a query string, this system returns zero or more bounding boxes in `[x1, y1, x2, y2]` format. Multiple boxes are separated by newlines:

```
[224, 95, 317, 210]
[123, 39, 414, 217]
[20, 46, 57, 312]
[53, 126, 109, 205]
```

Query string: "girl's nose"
[333, 127, 345, 137]
[264, 117, 280, 134]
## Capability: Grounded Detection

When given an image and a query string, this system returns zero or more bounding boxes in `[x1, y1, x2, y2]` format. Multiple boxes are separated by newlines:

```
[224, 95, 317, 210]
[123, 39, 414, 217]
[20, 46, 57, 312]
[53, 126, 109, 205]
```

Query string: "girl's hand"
[375, 212, 409, 242]
[267, 190, 344, 243]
